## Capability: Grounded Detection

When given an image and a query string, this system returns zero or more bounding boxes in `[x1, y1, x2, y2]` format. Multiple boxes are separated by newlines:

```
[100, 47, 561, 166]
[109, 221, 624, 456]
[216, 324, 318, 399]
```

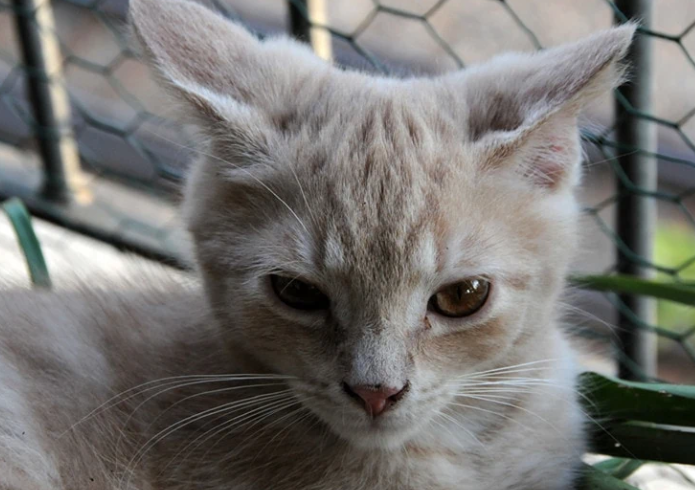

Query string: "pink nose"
[343, 383, 409, 417]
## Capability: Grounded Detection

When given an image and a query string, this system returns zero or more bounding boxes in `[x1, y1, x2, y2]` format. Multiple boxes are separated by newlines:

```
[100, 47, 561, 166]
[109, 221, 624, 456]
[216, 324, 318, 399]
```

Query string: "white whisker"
[62, 374, 294, 438]
[163, 396, 299, 474]
[451, 395, 566, 440]
[240, 402, 315, 463]
[120, 390, 293, 489]
[434, 410, 484, 448]
[116, 380, 290, 456]
[459, 359, 559, 379]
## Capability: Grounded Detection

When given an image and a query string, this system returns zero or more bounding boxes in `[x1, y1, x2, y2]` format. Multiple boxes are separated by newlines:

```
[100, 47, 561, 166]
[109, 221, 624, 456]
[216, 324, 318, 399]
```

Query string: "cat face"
[182, 93, 587, 450]
[130, 0, 633, 450]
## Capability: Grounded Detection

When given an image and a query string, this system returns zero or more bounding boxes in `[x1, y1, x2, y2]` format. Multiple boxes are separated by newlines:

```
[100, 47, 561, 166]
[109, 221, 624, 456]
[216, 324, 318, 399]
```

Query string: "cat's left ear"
[452, 25, 636, 191]
[129, 0, 327, 125]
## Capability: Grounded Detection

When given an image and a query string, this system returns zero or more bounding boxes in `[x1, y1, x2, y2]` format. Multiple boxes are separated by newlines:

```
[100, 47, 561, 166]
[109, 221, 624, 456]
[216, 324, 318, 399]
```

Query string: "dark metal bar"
[287, 0, 331, 60]
[614, 0, 658, 380]
[12, 0, 81, 202]
[288, 0, 311, 42]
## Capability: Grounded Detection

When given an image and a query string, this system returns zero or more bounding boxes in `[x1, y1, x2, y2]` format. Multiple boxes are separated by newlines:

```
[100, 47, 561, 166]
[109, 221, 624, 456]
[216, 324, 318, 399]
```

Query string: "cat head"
[130, 0, 633, 450]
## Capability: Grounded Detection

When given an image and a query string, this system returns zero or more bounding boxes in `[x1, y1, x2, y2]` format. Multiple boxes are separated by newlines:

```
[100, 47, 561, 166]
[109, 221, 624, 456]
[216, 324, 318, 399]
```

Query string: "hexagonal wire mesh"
[0, 0, 694, 382]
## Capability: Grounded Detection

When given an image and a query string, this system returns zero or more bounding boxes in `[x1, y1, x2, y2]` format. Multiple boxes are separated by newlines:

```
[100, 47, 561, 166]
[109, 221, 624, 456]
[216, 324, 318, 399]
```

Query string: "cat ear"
[454, 25, 636, 190]
[129, 0, 326, 124]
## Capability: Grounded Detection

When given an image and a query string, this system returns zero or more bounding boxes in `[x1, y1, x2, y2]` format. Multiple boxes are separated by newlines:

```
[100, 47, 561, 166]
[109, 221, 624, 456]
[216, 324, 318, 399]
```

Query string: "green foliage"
[593, 458, 643, 480]
[1, 198, 51, 289]
[582, 464, 640, 490]
[581, 372, 695, 426]
[655, 224, 695, 331]
[578, 373, 695, 488]
[571, 274, 695, 307]
[574, 274, 695, 488]
[581, 372, 695, 466]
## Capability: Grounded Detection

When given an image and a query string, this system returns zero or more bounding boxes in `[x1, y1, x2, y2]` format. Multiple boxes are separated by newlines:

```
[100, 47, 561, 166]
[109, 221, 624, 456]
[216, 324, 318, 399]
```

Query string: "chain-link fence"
[1, 0, 695, 382]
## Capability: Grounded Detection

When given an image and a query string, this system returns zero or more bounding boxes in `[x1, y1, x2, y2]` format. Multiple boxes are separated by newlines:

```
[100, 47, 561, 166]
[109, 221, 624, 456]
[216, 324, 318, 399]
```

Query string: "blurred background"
[1, 0, 695, 384]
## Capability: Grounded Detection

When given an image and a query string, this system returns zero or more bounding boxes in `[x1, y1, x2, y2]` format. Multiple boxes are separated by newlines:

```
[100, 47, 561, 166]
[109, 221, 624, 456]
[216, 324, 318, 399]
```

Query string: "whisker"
[62, 374, 294, 437]
[196, 399, 304, 468]
[462, 367, 557, 379]
[450, 395, 565, 439]
[459, 359, 559, 379]
[450, 392, 626, 455]
[196, 397, 299, 455]
[434, 410, 485, 448]
[558, 301, 625, 340]
[287, 160, 318, 228]
[162, 396, 299, 474]
[116, 381, 290, 458]
[142, 382, 290, 431]
[582, 149, 640, 169]
[449, 401, 525, 428]
[449, 390, 529, 399]
[455, 378, 597, 409]
[120, 390, 293, 489]
[456, 379, 562, 388]
[236, 401, 314, 464]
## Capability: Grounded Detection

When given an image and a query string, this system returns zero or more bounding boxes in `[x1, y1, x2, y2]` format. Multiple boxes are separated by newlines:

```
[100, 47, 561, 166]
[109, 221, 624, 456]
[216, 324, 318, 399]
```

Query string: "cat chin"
[324, 416, 425, 451]
[335, 426, 417, 451]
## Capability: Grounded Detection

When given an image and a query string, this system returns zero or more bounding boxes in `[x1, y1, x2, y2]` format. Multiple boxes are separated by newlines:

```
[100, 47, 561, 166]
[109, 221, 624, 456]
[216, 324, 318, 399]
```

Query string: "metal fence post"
[12, 0, 83, 203]
[289, 0, 311, 43]
[614, 0, 658, 380]
[288, 0, 332, 61]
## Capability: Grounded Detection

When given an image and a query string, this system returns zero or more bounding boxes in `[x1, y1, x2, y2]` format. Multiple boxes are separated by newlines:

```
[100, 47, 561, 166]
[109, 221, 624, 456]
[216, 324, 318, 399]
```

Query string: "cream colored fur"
[0, 1, 634, 488]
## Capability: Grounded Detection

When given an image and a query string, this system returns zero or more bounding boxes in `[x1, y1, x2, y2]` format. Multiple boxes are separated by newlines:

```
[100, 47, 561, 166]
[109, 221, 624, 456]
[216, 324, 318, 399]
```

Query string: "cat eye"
[429, 279, 490, 318]
[270, 275, 330, 311]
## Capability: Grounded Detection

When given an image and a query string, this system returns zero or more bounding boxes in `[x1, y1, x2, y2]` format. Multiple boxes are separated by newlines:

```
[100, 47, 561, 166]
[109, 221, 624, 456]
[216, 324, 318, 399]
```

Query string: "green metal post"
[614, 0, 658, 380]
[12, 0, 81, 203]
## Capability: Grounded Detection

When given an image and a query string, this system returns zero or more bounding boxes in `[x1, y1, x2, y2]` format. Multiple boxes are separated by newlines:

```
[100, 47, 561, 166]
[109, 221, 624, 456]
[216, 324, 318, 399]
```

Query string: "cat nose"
[342, 382, 409, 417]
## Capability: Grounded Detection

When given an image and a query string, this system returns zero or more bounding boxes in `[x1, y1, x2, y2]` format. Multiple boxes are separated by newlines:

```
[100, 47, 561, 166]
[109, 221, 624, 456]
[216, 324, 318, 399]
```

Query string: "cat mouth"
[290, 383, 425, 447]
[310, 401, 425, 449]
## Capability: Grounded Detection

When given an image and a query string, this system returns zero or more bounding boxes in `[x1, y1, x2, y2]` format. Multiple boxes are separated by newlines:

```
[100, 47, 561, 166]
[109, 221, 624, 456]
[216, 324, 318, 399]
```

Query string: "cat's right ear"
[451, 25, 635, 191]
[129, 0, 326, 126]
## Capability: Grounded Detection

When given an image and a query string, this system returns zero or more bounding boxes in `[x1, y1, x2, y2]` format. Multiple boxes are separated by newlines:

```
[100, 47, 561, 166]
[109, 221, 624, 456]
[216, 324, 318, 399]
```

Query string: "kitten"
[0, 0, 634, 488]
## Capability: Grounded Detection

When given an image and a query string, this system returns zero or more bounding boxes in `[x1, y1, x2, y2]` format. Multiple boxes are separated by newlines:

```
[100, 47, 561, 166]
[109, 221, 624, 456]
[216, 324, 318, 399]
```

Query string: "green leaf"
[592, 422, 695, 465]
[570, 274, 695, 306]
[593, 458, 643, 480]
[582, 373, 695, 464]
[581, 464, 640, 490]
[1, 198, 51, 289]
[580, 372, 695, 427]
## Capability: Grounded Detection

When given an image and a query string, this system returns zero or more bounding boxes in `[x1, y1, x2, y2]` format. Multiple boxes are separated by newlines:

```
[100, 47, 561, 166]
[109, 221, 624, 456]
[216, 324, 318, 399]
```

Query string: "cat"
[0, 0, 635, 488]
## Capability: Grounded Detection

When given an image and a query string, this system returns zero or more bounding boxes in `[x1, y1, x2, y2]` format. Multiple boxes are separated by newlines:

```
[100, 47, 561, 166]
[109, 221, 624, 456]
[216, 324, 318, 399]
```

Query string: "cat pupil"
[271, 275, 329, 310]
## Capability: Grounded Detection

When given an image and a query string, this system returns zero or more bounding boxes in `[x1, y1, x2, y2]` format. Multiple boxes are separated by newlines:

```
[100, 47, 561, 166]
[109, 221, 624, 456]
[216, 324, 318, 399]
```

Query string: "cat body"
[0, 0, 634, 488]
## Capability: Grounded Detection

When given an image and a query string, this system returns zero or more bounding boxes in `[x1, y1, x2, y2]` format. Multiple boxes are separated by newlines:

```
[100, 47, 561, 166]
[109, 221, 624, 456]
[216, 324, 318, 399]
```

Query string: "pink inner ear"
[522, 138, 573, 189]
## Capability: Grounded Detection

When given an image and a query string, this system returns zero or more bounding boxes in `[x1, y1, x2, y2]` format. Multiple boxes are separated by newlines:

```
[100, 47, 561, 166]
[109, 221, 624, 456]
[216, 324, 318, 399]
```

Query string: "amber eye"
[429, 279, 490, 318]
[270, 275, 330, 311]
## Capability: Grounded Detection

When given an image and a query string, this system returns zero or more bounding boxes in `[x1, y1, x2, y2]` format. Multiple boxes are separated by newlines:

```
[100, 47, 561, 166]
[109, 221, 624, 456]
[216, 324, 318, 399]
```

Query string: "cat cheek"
[233, 308, 329, 371]
[420, 317, 512, 367]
